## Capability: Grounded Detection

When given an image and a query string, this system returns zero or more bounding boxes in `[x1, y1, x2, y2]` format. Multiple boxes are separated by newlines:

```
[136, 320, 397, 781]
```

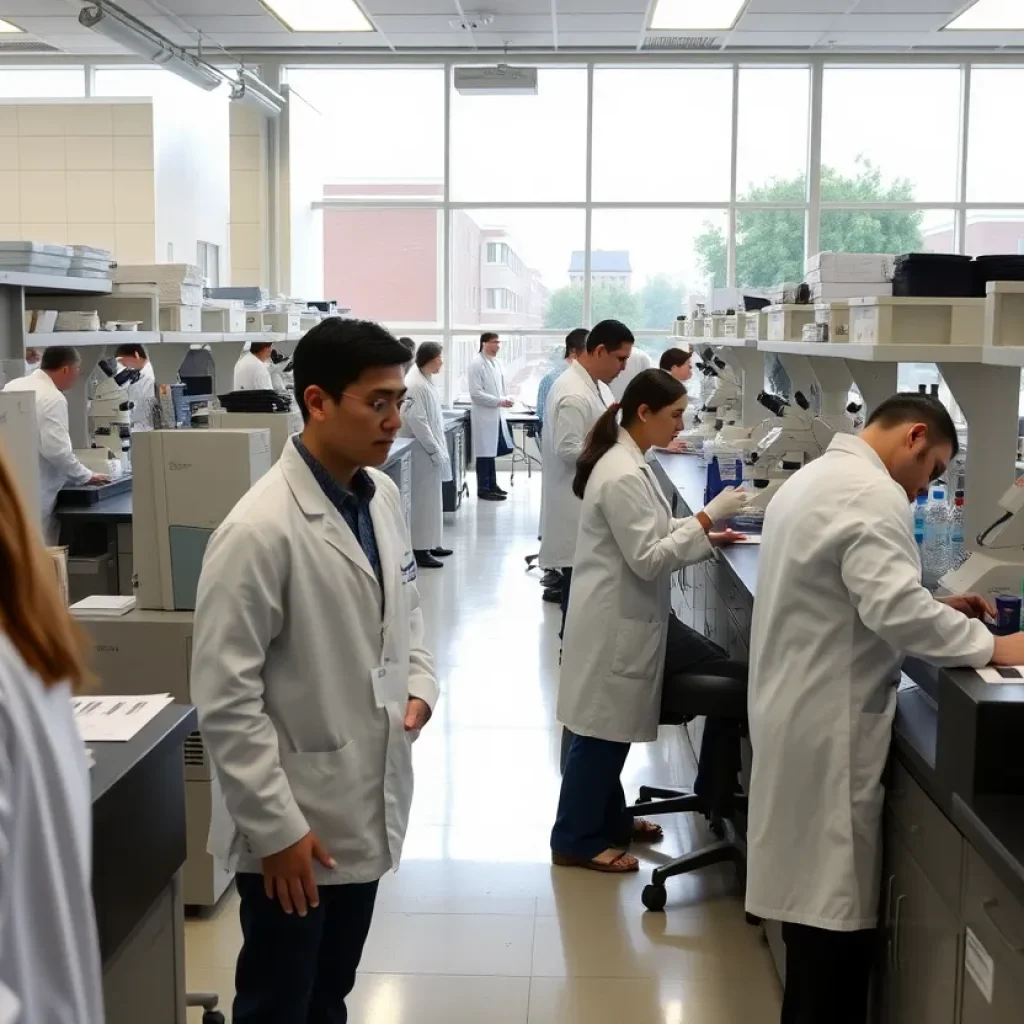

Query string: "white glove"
[703, 487, 749, 523]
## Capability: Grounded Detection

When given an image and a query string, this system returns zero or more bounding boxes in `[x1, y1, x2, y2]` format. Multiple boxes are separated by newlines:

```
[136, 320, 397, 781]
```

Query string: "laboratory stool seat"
[187, 992, 226, 1024]
[631, 669, 748, 913]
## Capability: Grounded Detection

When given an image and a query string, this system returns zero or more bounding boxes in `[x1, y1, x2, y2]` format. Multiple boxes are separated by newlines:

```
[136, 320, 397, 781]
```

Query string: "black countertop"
[58, 475, 132, 506]
[56, 490, 133, 521]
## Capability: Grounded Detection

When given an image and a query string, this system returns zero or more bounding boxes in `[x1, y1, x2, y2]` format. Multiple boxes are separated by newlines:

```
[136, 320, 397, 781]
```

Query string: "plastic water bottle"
[949, 490, 967, 572]
[923, 486, 951, 588]
[913, 493, 928, 568]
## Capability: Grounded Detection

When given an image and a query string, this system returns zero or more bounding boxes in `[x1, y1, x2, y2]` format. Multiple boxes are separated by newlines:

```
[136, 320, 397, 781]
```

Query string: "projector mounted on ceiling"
[454, 65, 538, 96]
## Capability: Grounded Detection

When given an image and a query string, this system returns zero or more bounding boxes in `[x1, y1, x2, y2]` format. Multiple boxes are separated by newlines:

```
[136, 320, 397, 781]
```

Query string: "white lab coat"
[609, 346, 653, 403]
[0, 634, 104, 1024]
[746, 432, 994, 932]
[558, 430, 714, 743]
[233, 352, 274, 391]
[538, 360, 614, 570]
[468, 353, 512, 459]
[192, 440, 440, 885]
[2, 370, 92, 543]
[399, 365, 451, 552]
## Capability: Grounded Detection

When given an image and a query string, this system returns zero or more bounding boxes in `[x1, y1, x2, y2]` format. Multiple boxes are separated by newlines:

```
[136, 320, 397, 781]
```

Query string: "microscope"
[943, 481, 1024, 599]
[89, 358, 140, 474]
[677, 348, 742, 447]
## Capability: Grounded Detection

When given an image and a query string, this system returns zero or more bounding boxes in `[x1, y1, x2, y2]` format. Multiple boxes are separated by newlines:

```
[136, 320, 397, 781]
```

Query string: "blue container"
[705, 454, 744, 505]
[996, 595, 1022, 635]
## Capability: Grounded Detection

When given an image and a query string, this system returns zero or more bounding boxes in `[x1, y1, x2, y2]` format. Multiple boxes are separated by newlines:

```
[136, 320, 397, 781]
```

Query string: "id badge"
[371, 663, 408, 708]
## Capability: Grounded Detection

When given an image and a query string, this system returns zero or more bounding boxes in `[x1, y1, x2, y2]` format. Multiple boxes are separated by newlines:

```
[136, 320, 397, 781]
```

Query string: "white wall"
[284, 86, 324, 299]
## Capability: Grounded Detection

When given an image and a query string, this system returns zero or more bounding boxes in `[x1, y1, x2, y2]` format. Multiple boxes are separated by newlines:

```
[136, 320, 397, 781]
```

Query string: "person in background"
[551, 370, 748, 873]
[400, 341, 453, 569]
[398, 336, 416, 368]
[192, 318, 439, 1024]
[746, 393, 1024, 1024]
[537, 328, 588, 432]
[114, 341, 156, 430]
[23, 347, 40, 377]
[0, 444, 104, 1023]
[659, 347, 694, 383]
[2, 346, 107, 543]
[469, 332, 514, 502]
[234, 340, 275, 391]
[609, 344, 653, 403]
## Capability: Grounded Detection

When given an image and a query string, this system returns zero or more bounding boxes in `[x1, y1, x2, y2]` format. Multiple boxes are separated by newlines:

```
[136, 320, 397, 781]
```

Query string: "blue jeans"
[232, 873, 379, 1024]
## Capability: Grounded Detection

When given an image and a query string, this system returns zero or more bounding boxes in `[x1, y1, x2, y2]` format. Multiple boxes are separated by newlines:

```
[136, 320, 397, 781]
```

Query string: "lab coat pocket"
[611, 618, 662, 681]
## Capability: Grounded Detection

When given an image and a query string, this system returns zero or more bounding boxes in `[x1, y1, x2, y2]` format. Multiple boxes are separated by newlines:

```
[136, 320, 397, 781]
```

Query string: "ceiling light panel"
[947, 0, 1024, 30]
[261, 0, 373, 32]
[0, 19, 23, 33]
[650, 0, 747, 31]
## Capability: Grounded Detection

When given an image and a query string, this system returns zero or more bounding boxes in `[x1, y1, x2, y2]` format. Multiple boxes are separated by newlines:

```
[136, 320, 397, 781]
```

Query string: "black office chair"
[187, 992, 226, 1023]
[630, 669, 748, 912]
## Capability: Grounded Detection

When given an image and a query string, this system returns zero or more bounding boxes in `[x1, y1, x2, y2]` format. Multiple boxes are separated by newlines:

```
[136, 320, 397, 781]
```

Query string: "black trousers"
[781, 922, 875, 1024]
[476, 457, 498, 493]
[233, 873, 379, 1024]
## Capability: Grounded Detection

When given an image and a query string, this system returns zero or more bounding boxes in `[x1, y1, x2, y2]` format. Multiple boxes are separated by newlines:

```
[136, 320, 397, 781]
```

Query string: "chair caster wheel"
[637, 787, 654, 802]
[642, 884, 667, 912]
[203, 1013, 226, 1024]
[710, 817, 726, 839]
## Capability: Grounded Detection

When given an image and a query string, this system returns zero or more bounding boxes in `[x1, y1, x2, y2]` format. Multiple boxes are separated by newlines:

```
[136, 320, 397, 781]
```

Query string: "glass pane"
[325, 207, 442, 326]
[286, 69, 443, 193]
[822, 68, 961, 203]
[819, 208, 955, 255]
[450, 68, 586, 202]
[592, 209, 728, 327]
[735, 209, 807, 290]
[450, 332, 564, 407]
[737, 68, 810, 199]
[0, 68, 84, 98]
[962, 211, 1024, 256]
[592, 68, 732, 202]
[968, 70, 1024, 202]
[449, 208, 585, 331]
[94, 67, 209, 99]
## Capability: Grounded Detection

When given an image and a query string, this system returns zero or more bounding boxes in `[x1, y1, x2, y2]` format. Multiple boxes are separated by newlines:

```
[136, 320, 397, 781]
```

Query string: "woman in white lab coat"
[0, 446, 104, 1022]
[468, 332, 513, 500]
[399, 342, 453, 568]
[550, 369, 749, 873]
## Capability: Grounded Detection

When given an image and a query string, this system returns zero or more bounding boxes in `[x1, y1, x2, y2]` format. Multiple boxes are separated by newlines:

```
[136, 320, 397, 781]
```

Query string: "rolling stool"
[187, 992, 226, 1023]
[630, 670, 748, 912]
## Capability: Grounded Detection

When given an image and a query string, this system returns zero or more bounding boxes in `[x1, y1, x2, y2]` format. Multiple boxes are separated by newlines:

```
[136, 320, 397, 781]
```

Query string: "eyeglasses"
[340, 392, 408, 416]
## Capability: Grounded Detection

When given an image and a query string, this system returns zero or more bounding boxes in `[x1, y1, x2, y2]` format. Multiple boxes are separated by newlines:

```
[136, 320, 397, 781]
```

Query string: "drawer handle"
[982, 898, 1024, 955]
[893, 894, 906, 970]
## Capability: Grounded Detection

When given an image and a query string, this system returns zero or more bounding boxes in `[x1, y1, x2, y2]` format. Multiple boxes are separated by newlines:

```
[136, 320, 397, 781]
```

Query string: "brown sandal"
[552, 850, 640, 873]
[630, 819, 664, 843]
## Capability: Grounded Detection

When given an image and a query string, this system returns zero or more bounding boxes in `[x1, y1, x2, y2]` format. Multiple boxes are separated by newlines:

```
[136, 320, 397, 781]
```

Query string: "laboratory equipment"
[208, 409, 298, 462]
[133, 429, 272, 611]
[677, 349, 742, 447]
[0, 391, 40, 524]
[89, 358, 139, 474]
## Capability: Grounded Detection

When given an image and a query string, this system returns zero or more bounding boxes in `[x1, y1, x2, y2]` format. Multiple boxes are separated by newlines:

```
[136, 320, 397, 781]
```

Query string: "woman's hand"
[709, 529, 748, 547]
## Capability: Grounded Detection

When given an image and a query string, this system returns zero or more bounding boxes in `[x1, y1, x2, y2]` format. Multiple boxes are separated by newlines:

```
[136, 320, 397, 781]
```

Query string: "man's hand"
[709, 529, 748, 547]
[88, 474, 110, 485]
[500, 399, 515, 408]
[940, 593, 995, 621]
[404, 697, 432, 732]
[262, 831, 335, 917]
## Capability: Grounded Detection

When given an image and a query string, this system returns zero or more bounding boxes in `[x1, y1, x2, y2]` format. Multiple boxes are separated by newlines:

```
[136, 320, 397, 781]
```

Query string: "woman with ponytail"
[550, 368, 749, 873]
[0, 444, 104, 1020]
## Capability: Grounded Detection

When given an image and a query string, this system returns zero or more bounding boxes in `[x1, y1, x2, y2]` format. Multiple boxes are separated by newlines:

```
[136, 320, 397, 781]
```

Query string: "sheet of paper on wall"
[72, 694, 173, 742]
[975, 666, 1024, 685]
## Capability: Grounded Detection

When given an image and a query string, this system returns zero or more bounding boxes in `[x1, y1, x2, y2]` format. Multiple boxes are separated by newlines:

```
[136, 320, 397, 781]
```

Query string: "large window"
[0, 68, 85, 98]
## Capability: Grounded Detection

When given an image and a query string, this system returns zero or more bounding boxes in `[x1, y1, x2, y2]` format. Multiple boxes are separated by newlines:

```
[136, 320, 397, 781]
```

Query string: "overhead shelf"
[982, 346, 1024, 368]
[26, 330, 161, 348]
[0, 271, 113, 296]
[704, 337, 760, 349]
[757, 340, 985, 363]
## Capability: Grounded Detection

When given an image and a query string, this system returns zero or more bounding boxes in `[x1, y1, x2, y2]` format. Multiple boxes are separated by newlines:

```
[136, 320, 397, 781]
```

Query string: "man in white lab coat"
[468, 332, 514, 501]
[191, 318, 439, 1024]
[746, 393, 1024, 1023]
[2, 346, 108, 543]
[114, 341, 155, 430]
[233, 340, 275, 391]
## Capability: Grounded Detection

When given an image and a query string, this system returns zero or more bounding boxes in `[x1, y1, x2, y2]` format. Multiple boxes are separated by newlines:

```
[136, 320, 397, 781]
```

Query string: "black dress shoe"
[478, 490, 507, 501]
[541, 569, 562, 588]
[542, 587, 562, 603]
[414, 551, 444, 568]
[494, 485, 509, 496]
[431, 547, 454, 557]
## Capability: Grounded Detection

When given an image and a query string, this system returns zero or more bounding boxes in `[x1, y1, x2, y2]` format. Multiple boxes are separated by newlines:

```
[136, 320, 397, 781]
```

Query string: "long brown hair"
[0, 443, 91, 691]
[573, 368, 686, 499]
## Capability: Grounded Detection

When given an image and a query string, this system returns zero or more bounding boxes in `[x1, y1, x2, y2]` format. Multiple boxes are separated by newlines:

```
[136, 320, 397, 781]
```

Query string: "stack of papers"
[69, 595, 136, 618]
[72, 693, 173, 742]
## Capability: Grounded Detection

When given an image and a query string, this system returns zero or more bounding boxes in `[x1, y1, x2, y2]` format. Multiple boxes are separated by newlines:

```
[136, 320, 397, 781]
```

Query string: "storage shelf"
[756, 340, 985, 363]
[27, 330, 160, 348]
[982, 346, 1024, 368]
[0, 271, 113, 296]
[705, 337, 760, 349]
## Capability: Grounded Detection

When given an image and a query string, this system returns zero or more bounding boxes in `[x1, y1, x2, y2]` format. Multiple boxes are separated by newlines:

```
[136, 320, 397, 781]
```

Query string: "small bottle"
[913, 493, 928, 566]
[949, 490, 966, 572]
[923, 485, 950, 588]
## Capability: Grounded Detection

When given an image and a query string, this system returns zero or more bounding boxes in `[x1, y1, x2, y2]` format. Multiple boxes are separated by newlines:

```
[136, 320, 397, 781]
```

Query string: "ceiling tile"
[926, 29, 1023, 45]
[556, 0, 649, 10]
[556, 14, 647, 31]
[388, 32, 475, 47]
[853, 0, 962, 11]
[559, 31, 644, 47]
[744, 0, 850, 12]
[735, 13, 840, 32]
[726, 30, 826, 47]
[471, 32, 556, 47]
[831, 13, 952, 31]
[0, 1, 71, 14]
[364, 0, 461, 10]
[373, 15, 479, 33]
[180, 14, 285, 33]
[815, 31, 928, 47]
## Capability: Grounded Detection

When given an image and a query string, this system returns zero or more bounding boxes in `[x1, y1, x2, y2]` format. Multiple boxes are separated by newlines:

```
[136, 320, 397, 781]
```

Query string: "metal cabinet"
[443, 421, 467, 514]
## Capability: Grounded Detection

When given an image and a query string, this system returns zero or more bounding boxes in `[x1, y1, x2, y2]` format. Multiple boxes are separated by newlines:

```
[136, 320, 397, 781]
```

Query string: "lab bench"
[652, 449, 1024, 1024]
[91, 702, 196, 1024]
[443, 409, 470, 514]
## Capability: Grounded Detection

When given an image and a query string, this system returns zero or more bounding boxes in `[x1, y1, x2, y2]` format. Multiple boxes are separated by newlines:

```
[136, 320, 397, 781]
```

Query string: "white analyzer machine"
[943, 480, 1024, 599]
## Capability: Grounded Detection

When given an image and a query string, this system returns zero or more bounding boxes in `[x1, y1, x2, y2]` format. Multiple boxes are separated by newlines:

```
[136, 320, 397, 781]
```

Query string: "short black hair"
[416, 341, 443, 370]
[659, 347, 692, 372]
[114, 342, 148, 360]
[293, 317, 409, 423]
[480, 332, 498, 351]
[40, 346, 80, 372]
[586, 319, 634, 355]
[249, 341, 274, 357]
[564, 328, 588, 360]
[866, 393, 959, 458]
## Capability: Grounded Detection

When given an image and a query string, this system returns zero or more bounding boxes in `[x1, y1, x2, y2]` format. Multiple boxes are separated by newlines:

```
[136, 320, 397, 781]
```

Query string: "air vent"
[0, 39, 62, 53]
[643, 34, 721, 50]
[184, 730, 208, 769]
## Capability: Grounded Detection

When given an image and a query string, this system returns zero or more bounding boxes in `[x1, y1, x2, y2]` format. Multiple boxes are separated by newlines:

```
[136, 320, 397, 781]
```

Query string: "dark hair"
[573, 369, 686, 498]
[586, 319, 634, 355]
[398, 336, 415, 352]
[564, 328, 588, 360]
[415, 341, 443, 369]
[293, 317, 410, 422]
[249, 341, 274, 357]
[40, 346, 80, 372]
[479, 331, 498, 351]
[114, 342, 148, 360]
[866, 393, 959, 458]
[659, 347, 692, 372]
